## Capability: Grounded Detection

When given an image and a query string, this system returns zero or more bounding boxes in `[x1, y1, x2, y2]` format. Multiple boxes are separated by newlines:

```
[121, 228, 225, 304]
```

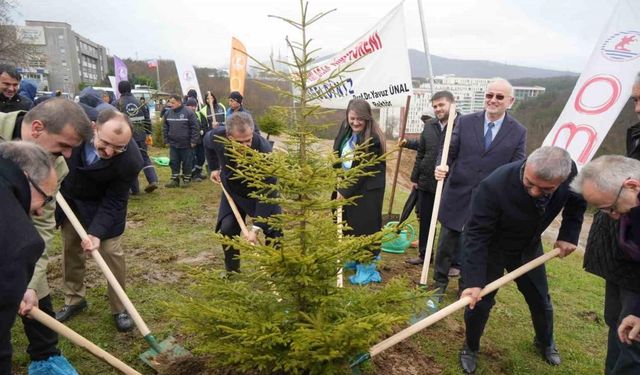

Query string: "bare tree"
[0, 0, 38, 66]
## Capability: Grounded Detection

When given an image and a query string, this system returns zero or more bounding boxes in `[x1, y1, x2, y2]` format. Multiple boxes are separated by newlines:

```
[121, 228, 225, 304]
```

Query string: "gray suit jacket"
[438, 111, 527, 231]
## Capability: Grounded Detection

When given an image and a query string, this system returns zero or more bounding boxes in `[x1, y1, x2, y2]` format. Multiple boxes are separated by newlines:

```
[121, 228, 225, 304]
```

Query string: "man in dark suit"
[399, 91, 458, 266]
[580, 72, 640, 375]
[458, 146, 586, 373]
[55, 109, 143, 332]
[204, 112, 281, 273]
[435, 78, 527, 295]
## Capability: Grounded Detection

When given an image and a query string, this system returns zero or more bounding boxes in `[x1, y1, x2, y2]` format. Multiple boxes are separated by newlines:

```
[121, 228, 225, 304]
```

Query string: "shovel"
[383, 95, 411, 224]
[350, 247, 562, 368]
[55, 193, 189, 369]
[27, 306, 142, 375]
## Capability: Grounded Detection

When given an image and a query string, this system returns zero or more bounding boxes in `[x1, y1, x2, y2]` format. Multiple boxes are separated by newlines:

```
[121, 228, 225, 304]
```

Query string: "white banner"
[174, 60, 203, 104]
[307, 2, 412, 109]
[542, 0, 640, 167]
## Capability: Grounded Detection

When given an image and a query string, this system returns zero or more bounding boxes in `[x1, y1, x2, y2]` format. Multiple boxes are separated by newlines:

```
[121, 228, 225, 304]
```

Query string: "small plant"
[257, 106, 287, 140]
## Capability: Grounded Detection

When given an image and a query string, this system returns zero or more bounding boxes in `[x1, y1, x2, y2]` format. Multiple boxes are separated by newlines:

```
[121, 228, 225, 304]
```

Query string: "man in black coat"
[0, 64, 33, 113]
[163, 94, 199, 188]
[572, 155, 640, 374]
[116, 81, 158, 194]
[0, 141, 57, 375]
[435, 78, 527, 295]
[400, 91, 458, 271]
[55, 109, 143, 332]
[204, 112, 281, 273]
[458, 146, 586, 374]
[579, 72, 640, 375]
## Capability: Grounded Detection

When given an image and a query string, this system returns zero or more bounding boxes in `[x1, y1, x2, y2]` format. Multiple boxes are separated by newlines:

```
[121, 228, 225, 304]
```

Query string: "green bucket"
[381, 221, 416, 254]
[150, 156, 170, 166]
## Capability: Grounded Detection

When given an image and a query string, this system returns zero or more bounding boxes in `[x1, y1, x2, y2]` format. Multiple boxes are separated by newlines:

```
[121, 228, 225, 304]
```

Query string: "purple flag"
[113, 55, 128, 100]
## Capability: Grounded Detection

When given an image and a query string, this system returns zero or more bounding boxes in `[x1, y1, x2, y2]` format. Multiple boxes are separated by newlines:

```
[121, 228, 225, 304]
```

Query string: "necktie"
[484, 122, 495, 150]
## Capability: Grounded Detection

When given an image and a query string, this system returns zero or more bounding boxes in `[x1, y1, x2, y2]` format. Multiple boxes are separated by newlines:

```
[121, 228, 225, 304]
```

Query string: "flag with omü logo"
[229, 37, 248, 95]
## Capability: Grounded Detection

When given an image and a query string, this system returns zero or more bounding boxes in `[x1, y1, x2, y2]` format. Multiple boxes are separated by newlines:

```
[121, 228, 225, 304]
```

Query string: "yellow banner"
[229, 37, 247, 95]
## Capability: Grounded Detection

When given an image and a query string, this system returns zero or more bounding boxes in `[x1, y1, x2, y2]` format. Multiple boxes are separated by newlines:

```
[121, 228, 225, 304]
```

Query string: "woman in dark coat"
[332, 99, 386, 284]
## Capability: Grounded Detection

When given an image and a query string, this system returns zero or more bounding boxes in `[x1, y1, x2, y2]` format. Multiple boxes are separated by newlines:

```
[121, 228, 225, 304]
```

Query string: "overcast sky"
[11, 0, 613, 73]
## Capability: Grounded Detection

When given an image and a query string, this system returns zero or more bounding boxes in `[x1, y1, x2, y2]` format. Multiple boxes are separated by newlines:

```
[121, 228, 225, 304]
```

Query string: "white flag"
[306, 2, 412, 109]
[542, 0, 640, 167]
[174, 60, 203, 104]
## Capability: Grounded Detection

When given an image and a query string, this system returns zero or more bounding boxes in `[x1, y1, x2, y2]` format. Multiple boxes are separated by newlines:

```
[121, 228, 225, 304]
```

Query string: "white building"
[379, 75, 545, 138]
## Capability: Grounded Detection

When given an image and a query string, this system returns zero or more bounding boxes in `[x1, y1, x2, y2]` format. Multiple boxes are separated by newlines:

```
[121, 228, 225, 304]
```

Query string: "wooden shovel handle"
[219, 183, 251, 238]
[55, 192, 151, 337]
[419, 103, 457, 285]
[28, 306, 142, 375]
[370, 247, 562, 357]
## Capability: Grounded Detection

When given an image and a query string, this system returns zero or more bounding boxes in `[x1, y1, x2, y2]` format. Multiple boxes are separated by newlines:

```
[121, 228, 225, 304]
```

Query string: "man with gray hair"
[0, 97, 91, 373]
[434, 77, 527, 297]
[571, 155, 640, 359]
[204, 112, 281, 273]
[578, 71, 640, 375]
[0, 141, 57, 374]
[458, 146, 586, 373]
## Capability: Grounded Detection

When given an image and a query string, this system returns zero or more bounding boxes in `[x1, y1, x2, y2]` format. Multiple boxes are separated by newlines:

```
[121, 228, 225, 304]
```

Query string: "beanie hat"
[185, 98, 198, 107]
[118, 80, 132, 94]
[228, 91, 243, 104]
[187, 89, 198, 99]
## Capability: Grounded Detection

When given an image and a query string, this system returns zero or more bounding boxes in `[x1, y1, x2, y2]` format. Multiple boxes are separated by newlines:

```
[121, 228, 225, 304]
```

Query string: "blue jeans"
[169, 147, 193, 181]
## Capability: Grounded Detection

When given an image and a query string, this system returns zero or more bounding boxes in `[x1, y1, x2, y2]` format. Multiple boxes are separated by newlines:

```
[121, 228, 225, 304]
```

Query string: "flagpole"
[155, 57, 161, 92]
[417, 0, 435, 94]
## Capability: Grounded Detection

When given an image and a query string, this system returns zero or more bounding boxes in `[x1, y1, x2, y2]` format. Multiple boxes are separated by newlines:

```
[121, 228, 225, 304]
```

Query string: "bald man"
[55, 109, 143, 332]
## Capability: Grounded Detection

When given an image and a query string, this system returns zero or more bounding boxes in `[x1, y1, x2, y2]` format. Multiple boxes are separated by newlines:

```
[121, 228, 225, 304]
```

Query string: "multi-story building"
[380, 75, 545, 138]
[17, 21, 108, 96]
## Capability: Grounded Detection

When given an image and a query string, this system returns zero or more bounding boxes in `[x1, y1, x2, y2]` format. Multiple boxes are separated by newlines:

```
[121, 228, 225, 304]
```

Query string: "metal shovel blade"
[139, 335, 190, 370]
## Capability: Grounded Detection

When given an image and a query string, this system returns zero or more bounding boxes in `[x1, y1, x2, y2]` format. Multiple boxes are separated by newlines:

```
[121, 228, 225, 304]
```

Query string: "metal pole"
[417, 0, 435, 95]
[155, 58, 161, 91]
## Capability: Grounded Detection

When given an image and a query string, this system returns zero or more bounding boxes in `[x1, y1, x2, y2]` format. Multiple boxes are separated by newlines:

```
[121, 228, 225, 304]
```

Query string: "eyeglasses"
[600, 177, 630, 214]
[26, 174, 53, 208]
[95, 129, 128, 153]
[485, 93, 506, 101]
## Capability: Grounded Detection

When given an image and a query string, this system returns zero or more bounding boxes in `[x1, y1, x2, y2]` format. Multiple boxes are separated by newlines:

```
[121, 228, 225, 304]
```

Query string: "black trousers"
[433, 225, 463, 288]
[604, 280, 640, 375]
[169, 147, 193, 181]
[464, 251, 554, 352]
[131, 139, 158, 192]
[21, 294, 60, 361]
[192, 142, 205, 177]
[416, 189, 435, 259]
[216, 200, 281, 272]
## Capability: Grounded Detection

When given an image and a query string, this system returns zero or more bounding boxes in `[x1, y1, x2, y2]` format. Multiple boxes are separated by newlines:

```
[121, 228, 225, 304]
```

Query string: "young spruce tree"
[171, 1, 423, 373]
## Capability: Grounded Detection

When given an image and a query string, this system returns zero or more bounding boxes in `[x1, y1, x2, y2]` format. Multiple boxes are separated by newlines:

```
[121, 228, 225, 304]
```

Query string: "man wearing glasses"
[577, 154, 640, 374]
[459, 146, 586, 373]
[0, 141, 58, 374]
[579, 72, 640, 375]
[55, 108, 143, 333]
[433, 78, 527, 298]
[0, 98, 91, 373]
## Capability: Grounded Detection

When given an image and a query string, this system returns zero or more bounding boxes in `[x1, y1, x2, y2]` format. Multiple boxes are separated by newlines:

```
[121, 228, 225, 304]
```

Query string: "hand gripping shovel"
[56, 193, 189, 369]
[27, 306, 142, 374]
[350, 247, 562, 368]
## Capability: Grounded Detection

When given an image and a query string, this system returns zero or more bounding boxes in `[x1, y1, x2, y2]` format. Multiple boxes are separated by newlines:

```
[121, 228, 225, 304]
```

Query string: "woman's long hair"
[345, 99, 386, 153]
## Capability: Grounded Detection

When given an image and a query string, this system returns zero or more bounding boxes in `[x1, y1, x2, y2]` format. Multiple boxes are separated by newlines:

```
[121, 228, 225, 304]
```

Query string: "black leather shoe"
[534, 339, 561, 366]
[55, 300, 87, 322]
[405, 257, 425, 266]
[459, 343, 478, 374]
[114, 312, 134, 332]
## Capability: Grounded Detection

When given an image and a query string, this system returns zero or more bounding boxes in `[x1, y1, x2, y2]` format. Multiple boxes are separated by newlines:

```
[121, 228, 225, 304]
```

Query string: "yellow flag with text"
[229, 37, 248, 95]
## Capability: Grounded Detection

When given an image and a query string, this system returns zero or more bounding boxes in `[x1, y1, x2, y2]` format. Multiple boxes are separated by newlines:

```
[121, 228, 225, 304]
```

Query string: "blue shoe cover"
[29, 355, 79, 375]
[349, 262, 382, 285]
